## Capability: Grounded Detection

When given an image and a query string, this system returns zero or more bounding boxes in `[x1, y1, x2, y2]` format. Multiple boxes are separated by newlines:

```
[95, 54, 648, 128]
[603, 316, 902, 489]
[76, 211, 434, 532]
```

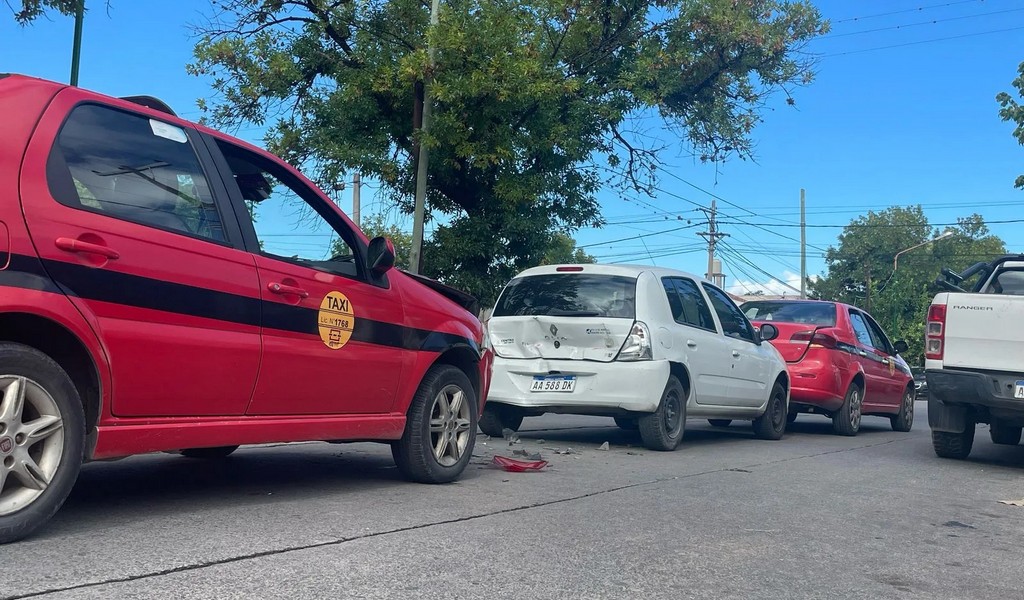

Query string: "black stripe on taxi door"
[19, 255, 477, 353]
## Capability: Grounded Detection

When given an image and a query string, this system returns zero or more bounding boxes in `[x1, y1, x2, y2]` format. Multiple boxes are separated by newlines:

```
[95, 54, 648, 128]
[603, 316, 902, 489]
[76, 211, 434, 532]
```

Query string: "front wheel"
[890, 388, 914, 432]
[638, 376, 686, 451]
[708, 419, 732, 428]
[752, 382, 787, 440]
[393, 365, 477, 484]
[478, 403, 524, 438]
[990, 422, 1022, 446]
[932, 425, 975, 459]
[0, 343, 85, 545]
[613, 417, 639, 431]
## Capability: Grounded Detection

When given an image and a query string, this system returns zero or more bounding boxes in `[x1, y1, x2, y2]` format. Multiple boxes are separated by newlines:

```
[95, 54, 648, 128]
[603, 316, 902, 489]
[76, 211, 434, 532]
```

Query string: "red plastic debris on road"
[492, 455, 549, 472]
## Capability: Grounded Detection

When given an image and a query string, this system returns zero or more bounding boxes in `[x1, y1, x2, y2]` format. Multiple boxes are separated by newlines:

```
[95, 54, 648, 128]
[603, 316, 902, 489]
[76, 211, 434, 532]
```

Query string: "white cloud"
[727, 270, 816, 297]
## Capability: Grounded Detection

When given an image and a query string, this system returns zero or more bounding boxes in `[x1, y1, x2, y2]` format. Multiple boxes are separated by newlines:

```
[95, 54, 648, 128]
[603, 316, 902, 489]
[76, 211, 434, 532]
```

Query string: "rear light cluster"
[616, 321, 652, 361]
[925, 304, 946, 360]
[791, 329, 838, 349]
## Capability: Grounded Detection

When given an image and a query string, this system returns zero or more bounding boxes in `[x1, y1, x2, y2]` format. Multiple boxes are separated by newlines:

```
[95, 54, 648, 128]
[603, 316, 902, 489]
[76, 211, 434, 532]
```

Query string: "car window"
[48, 103, 226, 242]
[862, 314, 893, 354]
[667, 277, 716, 331]
[702, 283, 755, 342]
[741, 301, 836, 326]
[216, 141, 360, 279]
[662, 277, 685, 321]
[848, 311, 874, 348]
[986, 269, 1024, 295]
[492, 274, 636, 318]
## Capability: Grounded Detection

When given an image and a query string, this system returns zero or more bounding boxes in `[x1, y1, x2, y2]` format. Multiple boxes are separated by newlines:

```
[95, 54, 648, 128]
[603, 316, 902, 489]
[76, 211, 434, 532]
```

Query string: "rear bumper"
[927, 369, 1024, 432]
[487, 357, 670, 414]
[785, 355, 847, 412]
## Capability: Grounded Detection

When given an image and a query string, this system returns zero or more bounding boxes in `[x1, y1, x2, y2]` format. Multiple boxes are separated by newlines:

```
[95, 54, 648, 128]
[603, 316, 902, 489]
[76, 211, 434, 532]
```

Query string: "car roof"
[512, 263, 710, 282]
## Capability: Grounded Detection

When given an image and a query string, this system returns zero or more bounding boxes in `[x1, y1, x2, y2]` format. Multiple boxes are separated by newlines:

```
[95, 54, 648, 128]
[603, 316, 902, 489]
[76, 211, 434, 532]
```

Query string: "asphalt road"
[3, 402, 1024, 599]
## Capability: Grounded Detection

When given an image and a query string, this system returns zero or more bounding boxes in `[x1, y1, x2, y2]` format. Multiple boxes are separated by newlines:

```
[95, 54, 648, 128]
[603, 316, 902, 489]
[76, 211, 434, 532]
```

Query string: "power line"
[577, 223, 701, 249]
[718, 218, 1024, 229]
[824, 6, 1024, 39]
[821, 25, 1024, 57]
[719, 241, 803, 294]
[831, 0, 984, 24]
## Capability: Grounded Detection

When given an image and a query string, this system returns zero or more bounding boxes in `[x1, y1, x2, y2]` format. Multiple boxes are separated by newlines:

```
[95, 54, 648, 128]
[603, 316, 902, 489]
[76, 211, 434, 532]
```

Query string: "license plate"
[531, 375, 577, 393]
[1016, 381, 1024, 399]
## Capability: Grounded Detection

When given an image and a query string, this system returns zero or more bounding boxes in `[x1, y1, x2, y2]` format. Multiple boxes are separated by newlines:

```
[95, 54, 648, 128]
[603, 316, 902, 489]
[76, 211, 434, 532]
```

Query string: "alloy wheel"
[429, 384, 472, 467]
[0, 376, 65, 517]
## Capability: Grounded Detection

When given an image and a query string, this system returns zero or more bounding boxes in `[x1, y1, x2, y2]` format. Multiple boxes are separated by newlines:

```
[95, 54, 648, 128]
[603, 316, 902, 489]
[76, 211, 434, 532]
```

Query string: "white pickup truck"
[926, 255, 1024, 459]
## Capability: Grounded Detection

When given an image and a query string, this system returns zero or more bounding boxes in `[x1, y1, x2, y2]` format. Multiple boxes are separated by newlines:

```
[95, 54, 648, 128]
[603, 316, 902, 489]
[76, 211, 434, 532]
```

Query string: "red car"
[0, 74, 491, 543]
[740, 300, 914, 436]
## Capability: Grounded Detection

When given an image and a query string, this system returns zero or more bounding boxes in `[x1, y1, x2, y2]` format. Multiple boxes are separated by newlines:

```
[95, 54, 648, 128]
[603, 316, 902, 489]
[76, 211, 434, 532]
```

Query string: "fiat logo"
[0, 437, 12, 455]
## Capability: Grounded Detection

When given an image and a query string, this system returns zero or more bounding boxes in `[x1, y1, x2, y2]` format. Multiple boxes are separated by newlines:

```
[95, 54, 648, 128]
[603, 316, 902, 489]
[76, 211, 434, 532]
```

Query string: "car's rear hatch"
[943, 293, 1024, 372]
[488, 272, 637, 362]
[742, 300, 838, 363]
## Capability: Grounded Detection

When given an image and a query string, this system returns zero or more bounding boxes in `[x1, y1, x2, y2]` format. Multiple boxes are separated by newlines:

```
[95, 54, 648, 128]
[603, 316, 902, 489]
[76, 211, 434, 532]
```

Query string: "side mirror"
[759, 323, 780, 342]
[366, 236, 396, 275]
[893, 340, 909, 355]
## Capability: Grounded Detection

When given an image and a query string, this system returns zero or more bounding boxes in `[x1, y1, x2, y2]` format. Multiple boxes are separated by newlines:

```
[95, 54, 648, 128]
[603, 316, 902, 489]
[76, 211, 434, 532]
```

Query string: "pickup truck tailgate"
[943, 294, 1024, 372]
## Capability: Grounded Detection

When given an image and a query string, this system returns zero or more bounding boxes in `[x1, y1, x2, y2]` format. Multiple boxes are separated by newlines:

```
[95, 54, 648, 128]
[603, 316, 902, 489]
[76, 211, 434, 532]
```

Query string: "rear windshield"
[741, 301, 836, 326]
[984, 269, 1024, 295]
[492, 274, 637, 318]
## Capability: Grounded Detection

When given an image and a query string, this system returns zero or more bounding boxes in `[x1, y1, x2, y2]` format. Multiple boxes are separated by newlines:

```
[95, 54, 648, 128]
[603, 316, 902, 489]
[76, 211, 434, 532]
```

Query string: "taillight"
[791, 329, 838, 349]
[616, 321, 653, 361]
[925, 304, 946, 360]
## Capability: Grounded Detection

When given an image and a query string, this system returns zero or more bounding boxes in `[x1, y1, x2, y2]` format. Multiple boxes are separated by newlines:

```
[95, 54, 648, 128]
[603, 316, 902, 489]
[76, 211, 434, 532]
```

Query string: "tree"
[997, 60, 1024, 189]
[808, 207, 1006, 365]
[343, 213, 414, 271]
[8, 1, 106, 23]
[190, 0, 827, 304]
[540, 233, 596, 265]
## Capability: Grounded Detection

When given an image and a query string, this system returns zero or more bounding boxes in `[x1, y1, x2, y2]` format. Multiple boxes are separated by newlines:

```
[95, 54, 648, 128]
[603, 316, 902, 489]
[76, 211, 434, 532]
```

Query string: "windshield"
[741, 301, 837, 326]
[492, 274, 637, 318]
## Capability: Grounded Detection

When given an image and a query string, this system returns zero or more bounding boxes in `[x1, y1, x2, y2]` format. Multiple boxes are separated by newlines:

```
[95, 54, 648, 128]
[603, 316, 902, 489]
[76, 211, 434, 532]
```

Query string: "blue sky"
[2, 0, 1023, 294]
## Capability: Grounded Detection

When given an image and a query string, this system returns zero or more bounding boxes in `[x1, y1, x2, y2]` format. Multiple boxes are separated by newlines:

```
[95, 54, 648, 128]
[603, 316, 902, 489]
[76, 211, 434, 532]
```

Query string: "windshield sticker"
[149, 119, 188, 143]
[318, 291, 355, 350]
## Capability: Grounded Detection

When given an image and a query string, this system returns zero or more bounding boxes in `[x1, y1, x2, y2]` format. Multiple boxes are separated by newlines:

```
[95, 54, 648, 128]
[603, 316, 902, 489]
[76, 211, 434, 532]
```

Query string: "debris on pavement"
[598, 441, 610, 451]
[492, 455, 549, 472]
[998, 499, 1024, 507]
[544, 447, 578, 455]
[513, 449, 544, 461]
[502, 428, 521, 444]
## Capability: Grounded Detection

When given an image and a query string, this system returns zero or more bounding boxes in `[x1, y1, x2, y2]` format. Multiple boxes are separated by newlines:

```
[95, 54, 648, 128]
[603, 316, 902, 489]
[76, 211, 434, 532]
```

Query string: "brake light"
[925, 304, 946, 360]
[616, 321, 653, 361]
[556, 266, 584, 272]
[791, 329, 838, 349]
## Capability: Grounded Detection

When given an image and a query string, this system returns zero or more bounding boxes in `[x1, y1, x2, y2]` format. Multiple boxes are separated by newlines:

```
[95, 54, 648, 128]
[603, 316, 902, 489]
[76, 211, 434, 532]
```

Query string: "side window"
[671, 277, 717, 331]
[661, 278, 685, 322]
[848, 311, 874, 348]
[216, 141, 360, 279]
[702, 284, 755, 342]
[863, 315, 893, 354]
[48, 104, 226, 242]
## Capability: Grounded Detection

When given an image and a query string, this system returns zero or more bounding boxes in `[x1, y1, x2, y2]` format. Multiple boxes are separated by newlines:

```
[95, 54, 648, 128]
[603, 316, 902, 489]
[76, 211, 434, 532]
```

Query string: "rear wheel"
[787, 412, 799, 425]
[752, 382, 787, 440]
[832, 383, 862, 437]
[708, 419, 732, 428]
[393, 365, 477, 484]
[0, 343, 85, 545]
[932, 425, 975, 459]
[638, 376, 686, 451]
[181, 446, 239, 459]
[990, 422, 1022, 446]
[890, 388, 914, 432]
[613, 417, 639, 431]
[478, 403, 524, 437]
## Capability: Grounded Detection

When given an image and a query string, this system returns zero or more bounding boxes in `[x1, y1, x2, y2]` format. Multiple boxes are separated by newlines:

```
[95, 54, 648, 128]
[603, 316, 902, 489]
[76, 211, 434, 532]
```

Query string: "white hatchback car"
[483, 264, 790, 450]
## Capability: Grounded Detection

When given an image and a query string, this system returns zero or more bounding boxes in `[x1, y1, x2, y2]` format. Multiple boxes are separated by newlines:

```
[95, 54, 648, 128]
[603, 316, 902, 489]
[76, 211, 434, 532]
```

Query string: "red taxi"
[0, 74, 491, 543]
[740, 300, 914, 436]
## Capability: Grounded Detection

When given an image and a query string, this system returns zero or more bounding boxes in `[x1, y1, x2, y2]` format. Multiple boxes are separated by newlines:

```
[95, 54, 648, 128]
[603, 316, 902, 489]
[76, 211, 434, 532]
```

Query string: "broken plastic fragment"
[492, 455, 549, 472]
[998, 499, 1024, 507]
[598, 441, 610, 451]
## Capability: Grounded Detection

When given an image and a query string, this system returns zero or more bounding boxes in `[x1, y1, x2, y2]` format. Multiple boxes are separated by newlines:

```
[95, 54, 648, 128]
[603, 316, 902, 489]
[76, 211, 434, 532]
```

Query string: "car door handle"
[267, 282, 309, 298]
[55, 237, 120, 260]
[732, 350, 741, 358]
[686, 340, 698, 349]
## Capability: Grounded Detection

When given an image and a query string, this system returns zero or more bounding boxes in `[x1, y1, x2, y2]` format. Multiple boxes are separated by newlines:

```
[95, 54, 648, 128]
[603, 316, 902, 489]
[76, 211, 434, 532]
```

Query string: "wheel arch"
[668, 360, 692, 400]
[431, 344, 481, 408]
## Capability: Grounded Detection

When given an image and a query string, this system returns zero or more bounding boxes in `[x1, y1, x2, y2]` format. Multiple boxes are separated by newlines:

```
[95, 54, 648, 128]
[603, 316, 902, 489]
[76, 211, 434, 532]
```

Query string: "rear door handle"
[686, 340, 698, 349]
[55, 237, 120, 260]
[267, 282, 309, 298]
[732, 350, 741, 358]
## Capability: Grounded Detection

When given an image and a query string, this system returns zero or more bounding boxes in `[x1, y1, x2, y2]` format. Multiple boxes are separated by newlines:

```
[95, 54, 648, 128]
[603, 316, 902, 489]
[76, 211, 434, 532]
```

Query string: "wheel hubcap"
[850, 389, 862, 429]
[771, 393, 785, 428]
[905, 392, 914, 420]
[0, 376, 65, 516]
[429, 384, 471, 467]
[664, 393, 682, 434]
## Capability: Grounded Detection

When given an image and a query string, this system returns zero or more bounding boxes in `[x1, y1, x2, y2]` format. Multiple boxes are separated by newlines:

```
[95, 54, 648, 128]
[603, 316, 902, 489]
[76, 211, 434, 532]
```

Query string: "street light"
[893, 230, 955, 271]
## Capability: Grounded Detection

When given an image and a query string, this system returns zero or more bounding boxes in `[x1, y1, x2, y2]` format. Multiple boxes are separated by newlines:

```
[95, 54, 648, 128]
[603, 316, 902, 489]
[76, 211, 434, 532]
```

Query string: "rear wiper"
[546, 308, 601, 317]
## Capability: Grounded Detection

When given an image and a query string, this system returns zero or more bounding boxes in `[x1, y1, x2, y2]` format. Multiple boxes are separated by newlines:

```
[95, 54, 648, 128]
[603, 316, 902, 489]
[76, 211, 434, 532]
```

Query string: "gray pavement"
[3, 403, 1024, 599]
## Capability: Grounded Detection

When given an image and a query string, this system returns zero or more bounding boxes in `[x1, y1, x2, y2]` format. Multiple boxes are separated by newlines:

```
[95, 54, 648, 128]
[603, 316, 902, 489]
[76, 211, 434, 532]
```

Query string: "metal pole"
[409, 0, 441, 274]
[352, 173, 361, 227]
[70, 0, 84, 86]
[800, 189, 806, 299]
[706, 199, 716, 281]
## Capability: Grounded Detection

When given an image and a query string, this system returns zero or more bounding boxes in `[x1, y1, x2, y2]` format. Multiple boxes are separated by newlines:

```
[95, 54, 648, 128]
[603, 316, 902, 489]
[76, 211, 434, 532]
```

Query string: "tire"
[613, 417, 639, 431]
[990, 422, 1022, 446]
[181, 445, 239, 459]
[890, 388, 914, 433]
[708, 419, 732, 428]
[832, 383, 863, 437]
[638, 376, 686, 451]
[478, 403, 524, 438]
[932, 425, 975, 459]
[752, 382, 787, 440]
[0, 343, 85, 545]
[393, 365, 477, 484]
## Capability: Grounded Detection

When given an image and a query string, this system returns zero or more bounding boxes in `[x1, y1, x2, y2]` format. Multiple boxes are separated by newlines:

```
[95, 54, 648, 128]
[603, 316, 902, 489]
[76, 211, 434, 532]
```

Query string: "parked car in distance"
[0, 74, 491, 544]
[483, 264, 791, 451]
[911, 367, 928, 401]
[740, 299, 915, 436]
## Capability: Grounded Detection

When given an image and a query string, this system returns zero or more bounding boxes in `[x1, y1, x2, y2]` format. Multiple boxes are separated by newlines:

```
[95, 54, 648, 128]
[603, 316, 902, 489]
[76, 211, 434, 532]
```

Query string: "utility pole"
[409, 0, 441, 274]
[352, 173, 361, 227]
[800, 188, 806, 299]
[70, 1, 84, 86]
[699, 199, 728, 283]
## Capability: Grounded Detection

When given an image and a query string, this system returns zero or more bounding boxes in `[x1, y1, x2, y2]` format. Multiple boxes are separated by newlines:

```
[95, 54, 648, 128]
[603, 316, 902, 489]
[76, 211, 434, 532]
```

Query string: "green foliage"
[9, 0, 98, 23]
[190, 0, 826, 304]
[348, 214, 413, 271]
[808, 207, 1006, 365]
[541, 233, 596, 266]
[997, 60, 1024, 189]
